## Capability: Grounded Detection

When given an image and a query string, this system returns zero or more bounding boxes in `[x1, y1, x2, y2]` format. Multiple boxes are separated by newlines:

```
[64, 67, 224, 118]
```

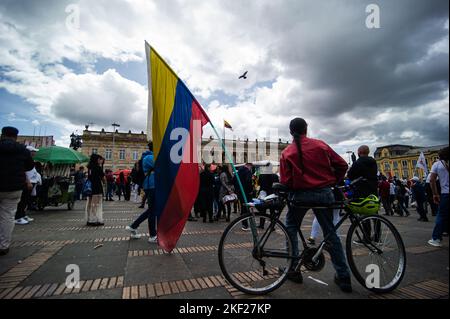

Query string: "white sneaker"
[15, 218, 29, 225]
[148, 236, 158, 243]
[428, 239, 442, 247]
[24, 216, 34, 222]
[125, 226, 140, 238]
[125, 225, 137, 233]
[241, 226, 250, 232]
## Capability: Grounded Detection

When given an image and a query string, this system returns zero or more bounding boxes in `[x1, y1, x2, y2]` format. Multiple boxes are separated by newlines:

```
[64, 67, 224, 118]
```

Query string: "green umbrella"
[33, 146, 90, 164]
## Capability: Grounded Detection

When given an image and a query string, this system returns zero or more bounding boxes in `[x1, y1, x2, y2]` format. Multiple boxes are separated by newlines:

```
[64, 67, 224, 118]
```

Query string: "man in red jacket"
[280, 118, 352, 293]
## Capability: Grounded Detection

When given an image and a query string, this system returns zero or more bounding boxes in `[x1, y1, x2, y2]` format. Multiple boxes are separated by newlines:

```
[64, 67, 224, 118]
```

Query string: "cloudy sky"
[0, 0, 448, 158]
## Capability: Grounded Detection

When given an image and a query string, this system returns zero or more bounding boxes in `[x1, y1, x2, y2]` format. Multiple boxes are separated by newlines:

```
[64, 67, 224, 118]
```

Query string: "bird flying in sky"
[238, 71, 248, 79]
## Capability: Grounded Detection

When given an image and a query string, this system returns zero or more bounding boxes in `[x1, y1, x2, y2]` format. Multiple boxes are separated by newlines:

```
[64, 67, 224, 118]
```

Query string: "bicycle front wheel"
[346, 215, 406, 293]
[218, 213, 293, 295]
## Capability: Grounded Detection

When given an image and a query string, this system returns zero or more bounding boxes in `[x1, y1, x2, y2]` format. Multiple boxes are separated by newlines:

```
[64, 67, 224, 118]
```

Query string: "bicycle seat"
[272, 183, 289, 192]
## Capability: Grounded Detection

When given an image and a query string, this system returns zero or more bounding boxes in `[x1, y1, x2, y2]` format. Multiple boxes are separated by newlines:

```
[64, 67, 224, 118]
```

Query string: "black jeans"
[381, 196, 392, 215]
[239, 192, 253, 228]
[416, 200, 427, 220]
[15, 187, 30, 220]
[130, 189, 157, 237]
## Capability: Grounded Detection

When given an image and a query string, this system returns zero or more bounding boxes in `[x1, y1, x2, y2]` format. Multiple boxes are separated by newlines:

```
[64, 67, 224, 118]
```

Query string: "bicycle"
[218, 177, 407, 295]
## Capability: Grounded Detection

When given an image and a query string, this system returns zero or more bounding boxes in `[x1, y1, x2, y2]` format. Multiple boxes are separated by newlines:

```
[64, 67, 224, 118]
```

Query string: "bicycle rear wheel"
[218, 213, 293, 295]
[346, 215, 406, 293]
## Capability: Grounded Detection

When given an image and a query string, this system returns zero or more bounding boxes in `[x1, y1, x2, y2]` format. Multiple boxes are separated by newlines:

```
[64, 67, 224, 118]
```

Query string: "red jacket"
[378, 180, 390, 198]
[280, 136, 348, 190]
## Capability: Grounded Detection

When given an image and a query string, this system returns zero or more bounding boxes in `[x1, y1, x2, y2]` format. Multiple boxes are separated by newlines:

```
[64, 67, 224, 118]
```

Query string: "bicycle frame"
[247, 196, 383, 270]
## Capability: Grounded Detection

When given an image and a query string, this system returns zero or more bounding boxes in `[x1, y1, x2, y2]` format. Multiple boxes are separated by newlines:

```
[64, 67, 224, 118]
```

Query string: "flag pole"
[209, 122, 249, 205]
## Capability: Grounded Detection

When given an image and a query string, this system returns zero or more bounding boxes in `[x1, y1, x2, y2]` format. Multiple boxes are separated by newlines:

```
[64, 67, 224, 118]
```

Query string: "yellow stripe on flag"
[149, 47, 178, 161]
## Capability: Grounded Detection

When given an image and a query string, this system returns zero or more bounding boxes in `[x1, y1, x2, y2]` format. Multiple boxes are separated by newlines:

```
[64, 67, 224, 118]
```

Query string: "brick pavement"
[0, 199, 448, 299]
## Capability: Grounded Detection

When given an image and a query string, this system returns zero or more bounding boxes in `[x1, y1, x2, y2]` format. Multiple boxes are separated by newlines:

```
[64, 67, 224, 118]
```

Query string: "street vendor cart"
[33, 146, 89, 211]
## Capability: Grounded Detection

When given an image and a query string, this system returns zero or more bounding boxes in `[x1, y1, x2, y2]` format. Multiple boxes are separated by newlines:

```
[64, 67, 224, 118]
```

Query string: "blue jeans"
[106, 183, 114, 200]
[131, 189, 157, 237]
[285, 187, 351, 279]
[432, 194, 449, 241]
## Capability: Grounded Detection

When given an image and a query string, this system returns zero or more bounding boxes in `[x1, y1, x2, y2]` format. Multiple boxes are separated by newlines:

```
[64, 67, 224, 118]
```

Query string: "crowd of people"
[0, 122, 448, 295]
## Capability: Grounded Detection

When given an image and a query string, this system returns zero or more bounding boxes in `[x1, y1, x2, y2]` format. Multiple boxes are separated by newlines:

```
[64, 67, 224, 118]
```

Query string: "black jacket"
[347, 156, 378, 198]
[0, 139, 34, 192]
[234, 166, 253, 198]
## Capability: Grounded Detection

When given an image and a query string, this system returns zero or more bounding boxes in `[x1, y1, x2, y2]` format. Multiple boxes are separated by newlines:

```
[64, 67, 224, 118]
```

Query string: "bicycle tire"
[218, 213, 293, 295]
[346, 214, 406, 293]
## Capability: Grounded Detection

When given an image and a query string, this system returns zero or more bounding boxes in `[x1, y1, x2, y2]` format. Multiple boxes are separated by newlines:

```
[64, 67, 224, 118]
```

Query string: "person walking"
[425, 172, 439, 216]
[219, 165, 235, 222]
[85, 154, 105, 226]
[125, 142, 157, 243]
[117, 171, 126, 201]
[395, 180, 410, 217]
[0, 127, 34, 255]
[428, 147, 449, 247]
[411, 176, 428, 222]
[389, 179, 396, 213]
[379, 176, 393, 215]
[199, 164, 215, 223]
[105, 169, 115, 201]
[280, 118, 352, 292]
[74, 166, 86, 201]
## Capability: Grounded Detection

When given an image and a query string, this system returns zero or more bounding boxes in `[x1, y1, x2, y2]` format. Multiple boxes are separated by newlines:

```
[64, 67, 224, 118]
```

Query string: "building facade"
[80, 129, 148, 171]
[79, 129, 290, 170]
[374, 144, 448, 180]
[17, 135, 55, 148]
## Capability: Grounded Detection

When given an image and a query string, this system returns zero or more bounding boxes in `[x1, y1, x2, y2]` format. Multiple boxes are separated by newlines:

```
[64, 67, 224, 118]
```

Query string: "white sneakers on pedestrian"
[148, 236, 158, 243]
[15, 218, 29, 225]
[125, 226, 141, 239]
[24, 216, 34, 222]
[428, 239, 442, 247]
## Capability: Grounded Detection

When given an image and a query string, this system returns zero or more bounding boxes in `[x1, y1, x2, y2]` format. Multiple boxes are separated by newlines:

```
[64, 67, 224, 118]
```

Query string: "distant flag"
[145, 42, 210, 252]
[224, 120, 233, 131]
[416, 152, 428, 175]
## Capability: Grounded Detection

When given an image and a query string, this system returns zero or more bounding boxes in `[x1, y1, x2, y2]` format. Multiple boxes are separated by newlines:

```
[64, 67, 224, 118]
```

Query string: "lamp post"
[346, 151, 353, 166]
[112, 123, 120, 171]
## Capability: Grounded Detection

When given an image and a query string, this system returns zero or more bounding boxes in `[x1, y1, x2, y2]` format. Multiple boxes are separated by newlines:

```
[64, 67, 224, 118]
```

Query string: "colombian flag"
[146, 42, 210, 252]
[224, 120, 233, 130]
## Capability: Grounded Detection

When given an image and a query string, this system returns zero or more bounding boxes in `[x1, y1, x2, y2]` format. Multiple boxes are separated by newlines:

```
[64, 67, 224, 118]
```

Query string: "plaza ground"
[0, 198, 448, 299]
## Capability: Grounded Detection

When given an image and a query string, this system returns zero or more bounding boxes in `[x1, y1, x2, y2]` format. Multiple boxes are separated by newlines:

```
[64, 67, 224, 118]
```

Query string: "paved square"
[0, 199, 448, 299]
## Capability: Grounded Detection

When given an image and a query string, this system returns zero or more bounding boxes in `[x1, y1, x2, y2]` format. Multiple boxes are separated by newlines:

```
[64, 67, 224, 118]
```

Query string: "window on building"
[402, 160, 408, 168]
[105, 149, 112, 160]
[119, 149, 126, 160]
[403, 170, 409, 179]
[412, 160, 417, 167]
[92, 148, 97, 155]
[393, 161, 398, 169]
[384, 162, 390, 171]
[132, 150, 139, 161]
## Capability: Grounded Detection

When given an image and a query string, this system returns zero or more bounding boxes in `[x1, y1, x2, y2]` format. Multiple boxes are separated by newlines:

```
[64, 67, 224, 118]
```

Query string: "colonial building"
[17, 135, 55, 148]
[79, 129, 289, 170]
[201, 137, 289, 164]
[80, 129, 148, 171]
[374, 144, 448, 180]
